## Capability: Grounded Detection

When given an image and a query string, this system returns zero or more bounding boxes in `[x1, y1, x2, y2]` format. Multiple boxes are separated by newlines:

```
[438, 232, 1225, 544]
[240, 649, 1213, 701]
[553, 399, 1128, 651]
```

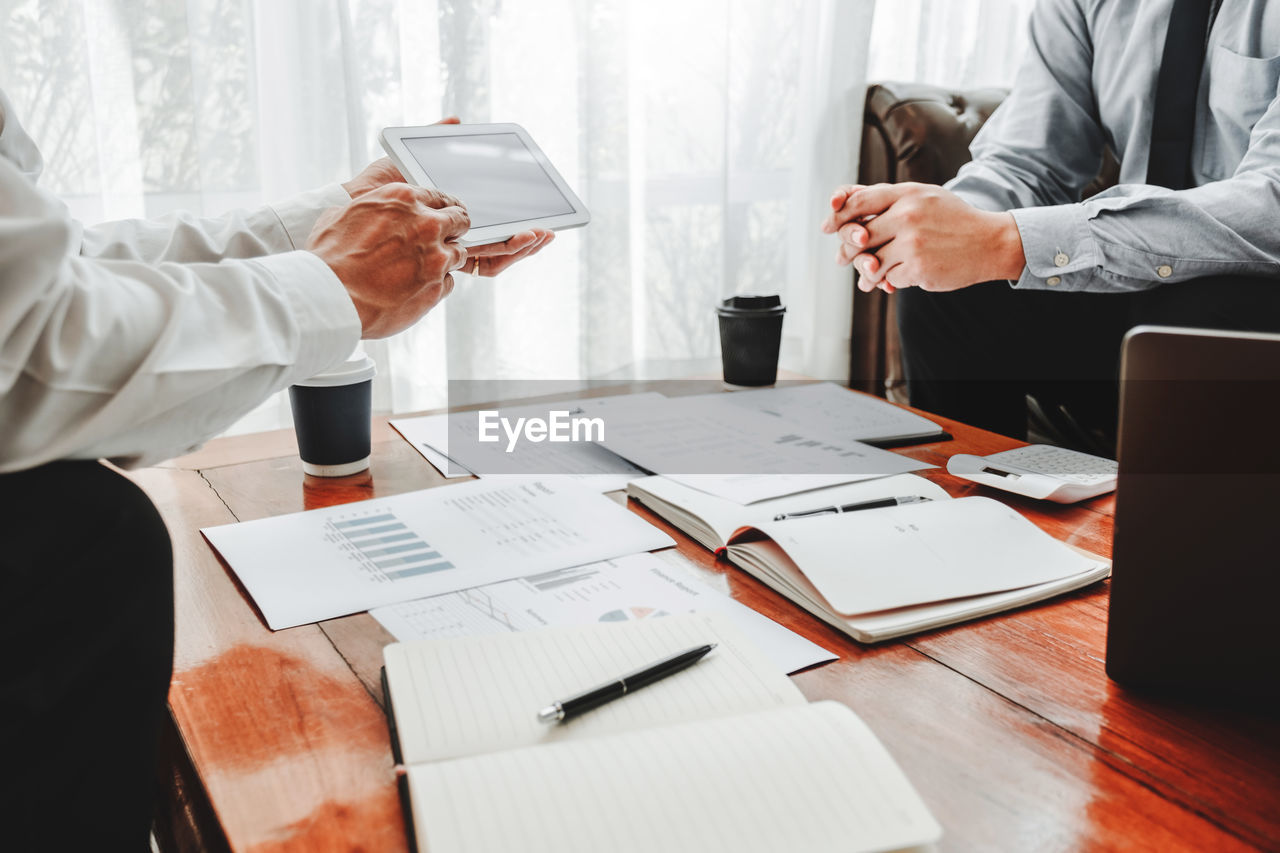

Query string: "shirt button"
[1156, 264, 1173, 279]
[1053, 253, 1070, 267]
[1046, 276, 1062, 286]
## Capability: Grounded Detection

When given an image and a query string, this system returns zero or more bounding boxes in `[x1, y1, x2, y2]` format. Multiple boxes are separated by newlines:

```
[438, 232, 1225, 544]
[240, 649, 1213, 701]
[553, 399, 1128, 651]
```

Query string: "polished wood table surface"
[130, 389, 1280, 853]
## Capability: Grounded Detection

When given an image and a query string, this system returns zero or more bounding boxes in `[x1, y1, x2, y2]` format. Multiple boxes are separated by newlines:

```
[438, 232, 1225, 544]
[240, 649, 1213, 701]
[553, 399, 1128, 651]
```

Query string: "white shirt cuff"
[270, 183, 353, 250]
[246, 250, 362, 379]
[1009, 204, 1100, 291]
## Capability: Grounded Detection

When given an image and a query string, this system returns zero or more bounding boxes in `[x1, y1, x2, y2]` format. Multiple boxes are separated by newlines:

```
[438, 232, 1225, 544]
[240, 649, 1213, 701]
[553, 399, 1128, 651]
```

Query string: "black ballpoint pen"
[537, 643, 716, 724]
[772, 494, 931, 522]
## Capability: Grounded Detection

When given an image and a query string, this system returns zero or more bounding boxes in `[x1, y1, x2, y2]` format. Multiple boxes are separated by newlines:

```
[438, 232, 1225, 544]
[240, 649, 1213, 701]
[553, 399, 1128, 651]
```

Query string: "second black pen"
[772, 494, 931, 522]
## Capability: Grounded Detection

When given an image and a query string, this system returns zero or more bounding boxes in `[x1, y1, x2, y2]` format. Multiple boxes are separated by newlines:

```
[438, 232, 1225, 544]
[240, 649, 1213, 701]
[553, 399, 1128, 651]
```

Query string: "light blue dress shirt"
[947, 0, 1280, 292]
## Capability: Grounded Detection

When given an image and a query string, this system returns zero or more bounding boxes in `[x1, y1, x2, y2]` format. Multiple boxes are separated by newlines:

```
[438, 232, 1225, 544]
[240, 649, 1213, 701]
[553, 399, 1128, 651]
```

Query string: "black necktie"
[1147, 0, 1217, 189]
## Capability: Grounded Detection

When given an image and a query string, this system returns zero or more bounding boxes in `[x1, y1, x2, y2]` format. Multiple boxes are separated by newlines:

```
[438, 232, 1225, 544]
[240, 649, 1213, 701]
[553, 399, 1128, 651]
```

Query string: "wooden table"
[131, 391, 1280, 853]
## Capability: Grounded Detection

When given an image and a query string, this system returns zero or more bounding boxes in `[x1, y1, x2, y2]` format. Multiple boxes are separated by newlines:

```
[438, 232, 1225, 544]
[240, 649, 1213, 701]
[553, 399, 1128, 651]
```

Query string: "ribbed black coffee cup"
[716, 294, 786, 387]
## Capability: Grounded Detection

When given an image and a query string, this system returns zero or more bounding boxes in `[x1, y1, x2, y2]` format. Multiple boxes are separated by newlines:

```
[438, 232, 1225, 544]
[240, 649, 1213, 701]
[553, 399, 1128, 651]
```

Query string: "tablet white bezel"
[379, 123, 589, 247]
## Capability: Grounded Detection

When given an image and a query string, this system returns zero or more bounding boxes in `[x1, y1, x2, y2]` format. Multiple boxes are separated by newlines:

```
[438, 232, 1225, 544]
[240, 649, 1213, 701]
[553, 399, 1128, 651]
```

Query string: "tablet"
[379, 123, 589, 247]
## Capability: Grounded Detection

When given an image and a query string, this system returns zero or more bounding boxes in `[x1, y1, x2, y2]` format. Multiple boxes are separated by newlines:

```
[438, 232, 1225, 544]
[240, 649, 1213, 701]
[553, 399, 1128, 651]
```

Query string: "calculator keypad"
[985, 445, 1117, 485]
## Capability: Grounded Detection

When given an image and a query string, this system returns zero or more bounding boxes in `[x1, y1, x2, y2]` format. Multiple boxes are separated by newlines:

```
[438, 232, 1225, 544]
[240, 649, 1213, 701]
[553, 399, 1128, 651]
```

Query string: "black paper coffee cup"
[288, 352, 376, 477]
[717, 294, 786, 387]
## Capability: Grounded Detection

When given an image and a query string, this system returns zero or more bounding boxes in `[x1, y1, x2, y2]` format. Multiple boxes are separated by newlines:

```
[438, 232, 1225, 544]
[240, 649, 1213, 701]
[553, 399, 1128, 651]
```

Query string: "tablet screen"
[400, 132, 575, 229]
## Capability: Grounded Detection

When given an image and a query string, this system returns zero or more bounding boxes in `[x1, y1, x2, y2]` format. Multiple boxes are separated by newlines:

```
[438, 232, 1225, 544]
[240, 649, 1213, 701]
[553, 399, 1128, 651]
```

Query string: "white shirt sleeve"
[0, 139, 361, 473]
[80, 182, 353, 263]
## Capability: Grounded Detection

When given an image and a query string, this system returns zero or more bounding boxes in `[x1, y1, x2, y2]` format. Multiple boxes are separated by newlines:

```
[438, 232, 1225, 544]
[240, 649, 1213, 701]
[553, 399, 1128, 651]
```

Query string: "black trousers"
[896, 275, 1280, 443]
[0, 460, 173, 851]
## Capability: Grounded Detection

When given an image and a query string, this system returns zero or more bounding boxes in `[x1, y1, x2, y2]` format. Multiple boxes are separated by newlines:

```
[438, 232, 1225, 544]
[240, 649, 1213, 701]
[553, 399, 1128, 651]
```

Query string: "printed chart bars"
[524, 564, 603, 592]
[330, 512, 455, 580]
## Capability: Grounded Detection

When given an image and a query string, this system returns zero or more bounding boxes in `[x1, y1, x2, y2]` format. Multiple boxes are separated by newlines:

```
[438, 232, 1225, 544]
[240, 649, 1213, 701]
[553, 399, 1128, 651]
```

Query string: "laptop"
[1107, 326, 1280, 701]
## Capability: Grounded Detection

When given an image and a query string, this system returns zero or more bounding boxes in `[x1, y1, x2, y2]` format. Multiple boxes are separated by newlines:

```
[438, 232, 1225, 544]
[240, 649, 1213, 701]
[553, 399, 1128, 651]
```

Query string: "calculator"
[945, 444, 1118, 503]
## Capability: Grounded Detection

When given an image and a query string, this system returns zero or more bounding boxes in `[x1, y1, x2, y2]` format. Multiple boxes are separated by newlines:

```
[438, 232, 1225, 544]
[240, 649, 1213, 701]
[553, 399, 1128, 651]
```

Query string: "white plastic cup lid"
[293, 351, 377, 388]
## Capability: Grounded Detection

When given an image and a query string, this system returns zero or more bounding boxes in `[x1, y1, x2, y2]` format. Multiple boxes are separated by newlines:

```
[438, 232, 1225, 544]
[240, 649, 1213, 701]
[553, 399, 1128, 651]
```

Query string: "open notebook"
[382, 613, 941, 853]
[627, 474, 1110, 643]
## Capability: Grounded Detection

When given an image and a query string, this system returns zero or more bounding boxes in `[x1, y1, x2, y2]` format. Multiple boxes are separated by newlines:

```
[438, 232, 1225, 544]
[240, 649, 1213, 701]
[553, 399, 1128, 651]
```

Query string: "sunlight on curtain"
[867, 0, 1035, 88]
[7, 0, 1037, 435]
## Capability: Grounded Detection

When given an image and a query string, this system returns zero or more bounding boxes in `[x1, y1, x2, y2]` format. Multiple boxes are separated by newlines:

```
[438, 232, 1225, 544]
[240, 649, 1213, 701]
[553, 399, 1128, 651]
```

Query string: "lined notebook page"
[385, 612, 804, 765]
[407, 701, 942, 853]
[751, 496, 1098, 615]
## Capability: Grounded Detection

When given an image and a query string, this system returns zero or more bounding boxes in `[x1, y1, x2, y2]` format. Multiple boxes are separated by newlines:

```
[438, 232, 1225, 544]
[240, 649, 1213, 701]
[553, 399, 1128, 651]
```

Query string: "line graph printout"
[371, 552, 835, 674]
[685, 382, 943, 445]
[594, 396, 931, 504]
[201, 478, 675, 630]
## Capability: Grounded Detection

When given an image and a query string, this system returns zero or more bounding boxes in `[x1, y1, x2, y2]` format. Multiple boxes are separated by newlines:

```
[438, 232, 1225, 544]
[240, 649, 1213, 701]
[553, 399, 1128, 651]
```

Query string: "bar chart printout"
[201, 477, 675, 629]
[328, 511, 454, 581]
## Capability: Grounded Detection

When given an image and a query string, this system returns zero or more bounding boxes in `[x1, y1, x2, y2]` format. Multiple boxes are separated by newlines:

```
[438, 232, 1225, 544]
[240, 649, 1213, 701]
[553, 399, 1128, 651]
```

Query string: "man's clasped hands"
[821, 182, 1029, 293]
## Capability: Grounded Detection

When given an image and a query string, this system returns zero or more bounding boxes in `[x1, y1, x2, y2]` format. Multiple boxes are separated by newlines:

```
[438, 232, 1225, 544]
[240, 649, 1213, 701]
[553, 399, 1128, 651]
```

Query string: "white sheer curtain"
[0, 0, 880, 431]
[0, 0, 1031, 433]
[868, 0, 1034, 89]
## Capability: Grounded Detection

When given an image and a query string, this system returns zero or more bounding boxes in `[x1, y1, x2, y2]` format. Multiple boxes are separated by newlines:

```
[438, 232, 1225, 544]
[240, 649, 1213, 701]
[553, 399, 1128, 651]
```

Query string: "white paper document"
[594, 396, 931, 503]
[201, 478, 675, 629]
[391, 392, 662, 491]
[663, 473, 884, 505]
[371, 552, 836, 674]
[693, 381, 944, 445]
[398, 435, 472, 481]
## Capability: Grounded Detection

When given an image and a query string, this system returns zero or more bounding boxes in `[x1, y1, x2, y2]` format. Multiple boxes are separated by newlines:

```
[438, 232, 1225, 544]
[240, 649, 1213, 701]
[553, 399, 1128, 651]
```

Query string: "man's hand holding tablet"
[379, 122, 590, 249]
[463, 227, 556, 277]
[344, 162, 555, 278]
[307, 183, 471, 339]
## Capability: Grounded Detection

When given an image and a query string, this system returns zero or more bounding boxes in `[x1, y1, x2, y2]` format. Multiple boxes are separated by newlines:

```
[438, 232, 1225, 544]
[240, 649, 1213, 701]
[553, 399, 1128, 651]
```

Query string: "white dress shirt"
[948, 0, 1280, 292]
[0, 88, 362, 473]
